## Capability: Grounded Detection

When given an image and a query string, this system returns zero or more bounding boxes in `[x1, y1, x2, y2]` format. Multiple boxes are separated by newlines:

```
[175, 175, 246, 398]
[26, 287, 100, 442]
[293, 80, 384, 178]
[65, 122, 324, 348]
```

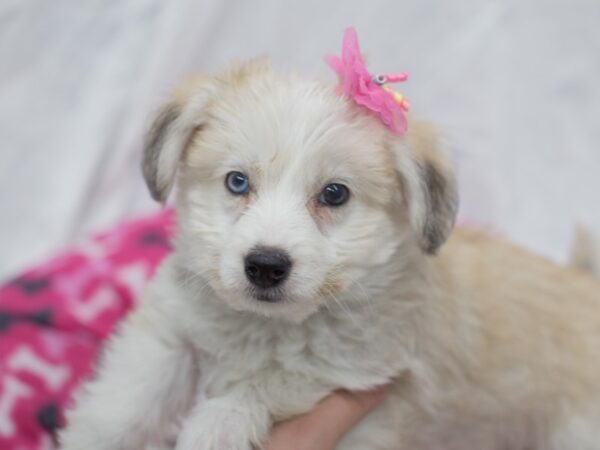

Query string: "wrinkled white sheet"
[1, 0, 599, 278]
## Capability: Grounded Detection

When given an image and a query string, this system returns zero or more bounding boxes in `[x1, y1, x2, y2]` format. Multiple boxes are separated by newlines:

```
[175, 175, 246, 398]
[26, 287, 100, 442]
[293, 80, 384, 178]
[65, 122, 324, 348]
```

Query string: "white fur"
[60, 63, 600, 450]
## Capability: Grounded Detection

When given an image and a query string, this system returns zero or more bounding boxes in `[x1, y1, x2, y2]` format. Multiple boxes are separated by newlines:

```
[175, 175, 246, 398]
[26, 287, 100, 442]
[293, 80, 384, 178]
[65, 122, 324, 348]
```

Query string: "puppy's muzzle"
[244, 247, 291, 292]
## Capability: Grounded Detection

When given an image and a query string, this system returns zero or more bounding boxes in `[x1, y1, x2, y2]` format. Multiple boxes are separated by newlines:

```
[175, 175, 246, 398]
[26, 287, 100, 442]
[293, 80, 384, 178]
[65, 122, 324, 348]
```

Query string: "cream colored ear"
[142, 77, 216, 203]
[141, 58, 272, 203]
[394, 121, 459, 254]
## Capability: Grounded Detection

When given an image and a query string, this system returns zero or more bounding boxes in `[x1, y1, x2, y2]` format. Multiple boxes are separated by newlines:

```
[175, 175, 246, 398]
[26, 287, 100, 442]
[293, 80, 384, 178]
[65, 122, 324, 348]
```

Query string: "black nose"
[244, 247, 291, 289]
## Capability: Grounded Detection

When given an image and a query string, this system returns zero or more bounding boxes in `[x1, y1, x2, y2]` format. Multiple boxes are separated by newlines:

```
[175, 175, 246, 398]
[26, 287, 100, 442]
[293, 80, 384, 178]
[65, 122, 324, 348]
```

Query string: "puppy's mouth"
[246, 286, 286, 303]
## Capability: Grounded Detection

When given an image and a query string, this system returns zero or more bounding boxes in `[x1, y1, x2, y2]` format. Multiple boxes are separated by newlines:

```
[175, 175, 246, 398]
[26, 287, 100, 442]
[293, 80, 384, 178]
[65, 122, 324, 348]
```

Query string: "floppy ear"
[394, 121, 459, 254]
[142, 58, 274, 203]
[142, 77, 216, 203]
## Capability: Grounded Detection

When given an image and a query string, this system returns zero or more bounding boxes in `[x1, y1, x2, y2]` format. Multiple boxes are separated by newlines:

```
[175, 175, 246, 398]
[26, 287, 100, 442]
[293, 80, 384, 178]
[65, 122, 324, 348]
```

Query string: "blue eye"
[225, 171, 250, 195]
[319, 183, 350, 207]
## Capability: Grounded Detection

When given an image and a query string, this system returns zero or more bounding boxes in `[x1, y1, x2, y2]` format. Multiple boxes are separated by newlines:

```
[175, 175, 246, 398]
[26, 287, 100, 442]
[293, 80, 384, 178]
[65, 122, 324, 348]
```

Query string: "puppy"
[60, 58, 600, 450]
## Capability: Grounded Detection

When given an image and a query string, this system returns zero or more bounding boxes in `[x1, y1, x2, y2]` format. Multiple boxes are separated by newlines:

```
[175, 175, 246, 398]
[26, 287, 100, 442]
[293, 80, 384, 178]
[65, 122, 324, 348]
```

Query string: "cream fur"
[570, 225, 600, 279]
[60, 60, 600, 450]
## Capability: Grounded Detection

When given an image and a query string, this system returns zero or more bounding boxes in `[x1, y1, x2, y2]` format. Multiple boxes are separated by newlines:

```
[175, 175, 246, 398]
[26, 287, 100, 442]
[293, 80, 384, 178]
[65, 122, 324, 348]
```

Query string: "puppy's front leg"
[175, 390, 270, 450]
[60, 304, 197, 450]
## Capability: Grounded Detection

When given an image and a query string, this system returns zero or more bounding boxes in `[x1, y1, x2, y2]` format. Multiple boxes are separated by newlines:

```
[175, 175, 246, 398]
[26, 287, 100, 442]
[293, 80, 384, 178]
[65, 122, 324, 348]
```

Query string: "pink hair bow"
[326, 27, 410, 135]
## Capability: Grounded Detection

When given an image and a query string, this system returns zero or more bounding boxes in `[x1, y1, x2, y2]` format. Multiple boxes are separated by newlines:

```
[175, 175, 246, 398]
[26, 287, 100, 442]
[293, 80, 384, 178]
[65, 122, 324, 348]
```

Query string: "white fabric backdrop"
[1, 0, 599, 278]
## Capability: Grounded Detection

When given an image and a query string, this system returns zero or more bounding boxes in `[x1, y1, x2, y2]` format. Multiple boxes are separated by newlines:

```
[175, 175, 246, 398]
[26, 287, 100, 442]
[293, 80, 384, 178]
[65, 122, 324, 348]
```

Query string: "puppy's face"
[143, 60, 457, 321]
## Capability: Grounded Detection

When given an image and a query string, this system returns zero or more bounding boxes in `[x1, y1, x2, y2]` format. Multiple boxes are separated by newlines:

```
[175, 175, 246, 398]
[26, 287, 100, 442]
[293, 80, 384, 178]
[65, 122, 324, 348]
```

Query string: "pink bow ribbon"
[326, 27, 410, 135]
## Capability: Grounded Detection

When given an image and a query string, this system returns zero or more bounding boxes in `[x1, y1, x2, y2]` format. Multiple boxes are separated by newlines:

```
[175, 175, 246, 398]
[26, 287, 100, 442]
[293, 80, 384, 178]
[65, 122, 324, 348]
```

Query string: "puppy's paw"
[175, 403, 268, 450]
[176, 432, 254, 450]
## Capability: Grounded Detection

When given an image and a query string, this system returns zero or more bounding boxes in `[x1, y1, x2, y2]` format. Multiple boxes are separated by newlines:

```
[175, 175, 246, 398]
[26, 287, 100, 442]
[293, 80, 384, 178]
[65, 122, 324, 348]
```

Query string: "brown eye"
[319, 183, 350, 207]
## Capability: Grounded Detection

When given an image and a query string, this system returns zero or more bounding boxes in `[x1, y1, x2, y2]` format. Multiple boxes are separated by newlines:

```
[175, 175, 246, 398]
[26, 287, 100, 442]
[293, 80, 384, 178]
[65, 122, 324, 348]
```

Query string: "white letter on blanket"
[0, 375, 33, 437]
[7, 347, 70, 391]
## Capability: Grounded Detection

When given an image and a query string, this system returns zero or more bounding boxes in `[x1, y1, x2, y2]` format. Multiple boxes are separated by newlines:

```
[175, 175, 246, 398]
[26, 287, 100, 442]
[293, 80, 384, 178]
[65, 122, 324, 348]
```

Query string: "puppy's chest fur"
[168, 261, 421, 418]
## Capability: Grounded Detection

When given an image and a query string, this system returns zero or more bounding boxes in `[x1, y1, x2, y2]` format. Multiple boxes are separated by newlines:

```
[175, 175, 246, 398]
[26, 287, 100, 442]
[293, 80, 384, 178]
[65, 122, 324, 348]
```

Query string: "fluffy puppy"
[60, 59, 600, 450]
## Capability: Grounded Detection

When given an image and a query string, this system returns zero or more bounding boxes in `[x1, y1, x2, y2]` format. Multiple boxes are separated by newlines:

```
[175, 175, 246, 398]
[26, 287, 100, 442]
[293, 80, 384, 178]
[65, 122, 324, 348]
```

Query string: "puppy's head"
[143, 59, 457, 321]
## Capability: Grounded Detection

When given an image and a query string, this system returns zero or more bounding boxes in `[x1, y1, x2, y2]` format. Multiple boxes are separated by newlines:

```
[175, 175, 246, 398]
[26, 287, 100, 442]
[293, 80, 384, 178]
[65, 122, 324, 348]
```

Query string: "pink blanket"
[0, 210, 175, 450]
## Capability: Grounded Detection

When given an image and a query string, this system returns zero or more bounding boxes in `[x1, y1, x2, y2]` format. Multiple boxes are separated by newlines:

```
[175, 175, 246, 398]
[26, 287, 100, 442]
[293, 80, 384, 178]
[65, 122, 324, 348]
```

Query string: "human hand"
[266, 385, 390, 450]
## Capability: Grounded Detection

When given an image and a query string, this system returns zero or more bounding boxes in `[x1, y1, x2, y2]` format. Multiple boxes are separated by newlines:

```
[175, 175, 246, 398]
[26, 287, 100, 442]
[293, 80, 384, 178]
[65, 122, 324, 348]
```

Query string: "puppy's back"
[434, 228, 600, 408]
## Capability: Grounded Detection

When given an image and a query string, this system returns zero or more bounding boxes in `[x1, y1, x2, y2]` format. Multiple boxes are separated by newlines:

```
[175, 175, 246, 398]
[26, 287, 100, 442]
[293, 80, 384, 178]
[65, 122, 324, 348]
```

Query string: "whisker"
[321, 282, 363, 330]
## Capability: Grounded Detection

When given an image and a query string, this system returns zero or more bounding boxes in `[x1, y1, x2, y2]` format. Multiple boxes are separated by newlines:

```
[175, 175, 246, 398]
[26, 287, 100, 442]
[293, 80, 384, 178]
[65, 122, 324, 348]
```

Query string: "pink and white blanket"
[0, 210, 175, 450]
